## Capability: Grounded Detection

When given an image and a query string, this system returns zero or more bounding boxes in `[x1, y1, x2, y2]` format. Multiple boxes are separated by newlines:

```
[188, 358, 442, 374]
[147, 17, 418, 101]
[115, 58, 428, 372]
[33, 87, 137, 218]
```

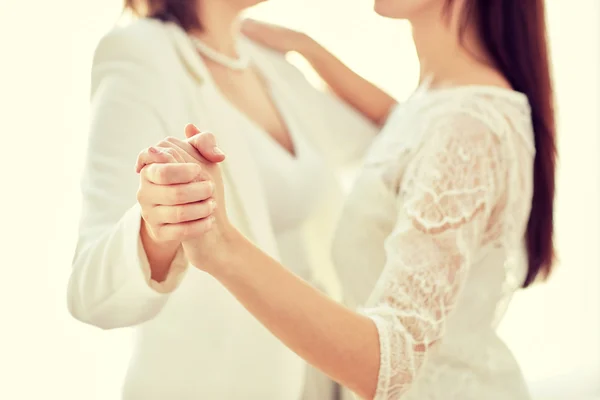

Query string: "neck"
[190, 0, 244, 57]
[410, 3, 490, 88]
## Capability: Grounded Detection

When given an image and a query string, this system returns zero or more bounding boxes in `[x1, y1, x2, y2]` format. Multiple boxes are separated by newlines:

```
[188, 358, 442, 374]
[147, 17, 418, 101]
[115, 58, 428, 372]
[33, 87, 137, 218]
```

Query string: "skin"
[242, 0, 510, 119]
[242, 19, 397, 125]
[139, 0, 515, 397]
[191, 0, 297, 155]
[138, 0, 302, 281]
[136, 129, 225, 282]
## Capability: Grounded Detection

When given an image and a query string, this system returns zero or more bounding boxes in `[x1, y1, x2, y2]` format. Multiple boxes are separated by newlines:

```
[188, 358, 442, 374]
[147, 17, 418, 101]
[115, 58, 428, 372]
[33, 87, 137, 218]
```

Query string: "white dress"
[333, 86, 535, 399]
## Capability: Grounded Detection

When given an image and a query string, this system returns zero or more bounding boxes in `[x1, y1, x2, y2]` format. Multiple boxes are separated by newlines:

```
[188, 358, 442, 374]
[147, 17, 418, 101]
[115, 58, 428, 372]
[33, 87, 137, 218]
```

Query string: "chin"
[373, 0, 437, 20]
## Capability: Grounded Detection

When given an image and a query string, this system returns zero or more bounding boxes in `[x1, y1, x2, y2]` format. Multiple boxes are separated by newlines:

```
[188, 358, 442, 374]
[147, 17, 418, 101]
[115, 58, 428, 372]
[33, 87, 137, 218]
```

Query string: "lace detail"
[356, 95, 533, 399]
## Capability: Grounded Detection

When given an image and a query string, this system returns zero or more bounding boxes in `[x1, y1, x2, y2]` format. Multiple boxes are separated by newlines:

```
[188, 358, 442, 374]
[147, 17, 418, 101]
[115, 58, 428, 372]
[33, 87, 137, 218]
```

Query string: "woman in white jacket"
[67, 0, 389, 399]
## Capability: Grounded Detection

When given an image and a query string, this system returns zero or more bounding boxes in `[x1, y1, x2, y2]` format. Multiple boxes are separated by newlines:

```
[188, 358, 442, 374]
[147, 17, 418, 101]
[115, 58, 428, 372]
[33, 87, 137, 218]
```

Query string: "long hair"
[123, 0, 200, 31]
[450, 0, 557, 287]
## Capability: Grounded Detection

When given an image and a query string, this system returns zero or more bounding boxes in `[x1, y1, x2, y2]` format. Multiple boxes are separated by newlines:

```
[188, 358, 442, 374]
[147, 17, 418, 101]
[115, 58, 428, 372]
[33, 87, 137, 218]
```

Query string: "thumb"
[184, 123, 201, 139]
[185, 124, 226, 163]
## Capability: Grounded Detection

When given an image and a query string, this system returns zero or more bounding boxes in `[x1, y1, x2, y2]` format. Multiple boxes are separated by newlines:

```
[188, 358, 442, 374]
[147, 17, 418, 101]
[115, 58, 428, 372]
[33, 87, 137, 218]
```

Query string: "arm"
[356, 118, 505, 398]
[242, 19, 397, 125]
[212, 230, 381, 399]
[192, 114, 505, 398]
[68, 30, 189, 329]
[299, 39, 397, 125]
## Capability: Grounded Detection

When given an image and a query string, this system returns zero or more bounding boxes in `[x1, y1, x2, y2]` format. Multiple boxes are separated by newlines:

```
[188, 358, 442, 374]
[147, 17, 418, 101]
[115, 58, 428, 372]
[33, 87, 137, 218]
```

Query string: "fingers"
[240, 18, 257, 33]
[136, 146, 177, 173]
[138, 180, 215, 206]
[240, 19, 286, 52]
[142, 163, 208, 185]
[184, 123, 201, 139]
[241, 19, 270, 36]
[151, 217, 215, 242]
[136, 126, 225, 175]
[149, 199, 216, 224]
[152, 141, 187, 164]
[186, 129, 226, 163]
[161, 136, 206, 164]
[155, 134, 220, 165]
[136, 130, 221, 244]
[136, 135, 202, 174]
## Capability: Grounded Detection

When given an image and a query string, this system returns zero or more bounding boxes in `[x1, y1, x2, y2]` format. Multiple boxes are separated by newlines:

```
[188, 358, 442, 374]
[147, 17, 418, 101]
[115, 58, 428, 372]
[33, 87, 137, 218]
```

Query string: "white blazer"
[68, 18, 377, 400]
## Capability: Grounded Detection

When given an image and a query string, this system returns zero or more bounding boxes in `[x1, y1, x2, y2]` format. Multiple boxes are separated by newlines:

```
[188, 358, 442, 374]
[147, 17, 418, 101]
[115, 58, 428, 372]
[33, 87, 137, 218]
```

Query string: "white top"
[67, 19, 377, 400]
[237, 84, 329, 281]
[333, 87, 535, 400]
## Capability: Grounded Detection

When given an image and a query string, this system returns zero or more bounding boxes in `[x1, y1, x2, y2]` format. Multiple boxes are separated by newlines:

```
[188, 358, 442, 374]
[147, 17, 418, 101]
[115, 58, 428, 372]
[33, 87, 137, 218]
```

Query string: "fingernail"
[149, 146, 158, 154]
[213, 147, 226, 156]
[210, 199, 217, 211]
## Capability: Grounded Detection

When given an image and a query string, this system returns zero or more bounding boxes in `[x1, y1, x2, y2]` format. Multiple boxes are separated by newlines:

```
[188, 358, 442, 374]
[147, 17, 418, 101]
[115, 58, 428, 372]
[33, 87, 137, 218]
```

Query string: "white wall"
[0, 0, 597, 398]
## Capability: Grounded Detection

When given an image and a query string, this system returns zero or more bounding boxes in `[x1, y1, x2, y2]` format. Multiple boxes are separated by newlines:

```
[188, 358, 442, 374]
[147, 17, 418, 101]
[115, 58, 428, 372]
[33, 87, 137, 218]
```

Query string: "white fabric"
[67, 18, 377, 400]
[333, 87, 535, 400]
[239, 85, 330, 281]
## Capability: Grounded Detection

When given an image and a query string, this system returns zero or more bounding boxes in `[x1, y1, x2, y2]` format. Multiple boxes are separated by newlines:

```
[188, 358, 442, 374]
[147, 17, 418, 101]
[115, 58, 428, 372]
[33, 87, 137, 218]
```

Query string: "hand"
[241, 19, 314, 55]
[136, 125, 234, 271]
[135, 134, 219, 246]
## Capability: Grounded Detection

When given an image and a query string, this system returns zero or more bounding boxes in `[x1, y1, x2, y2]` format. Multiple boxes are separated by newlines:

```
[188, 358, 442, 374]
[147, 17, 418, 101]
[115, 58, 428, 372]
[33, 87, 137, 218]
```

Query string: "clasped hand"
[135, 124, 231, 271]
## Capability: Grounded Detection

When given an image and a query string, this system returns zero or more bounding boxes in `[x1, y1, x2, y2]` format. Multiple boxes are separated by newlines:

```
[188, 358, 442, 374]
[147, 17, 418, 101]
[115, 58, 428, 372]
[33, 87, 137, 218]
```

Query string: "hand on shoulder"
[241, 19, 315, 56]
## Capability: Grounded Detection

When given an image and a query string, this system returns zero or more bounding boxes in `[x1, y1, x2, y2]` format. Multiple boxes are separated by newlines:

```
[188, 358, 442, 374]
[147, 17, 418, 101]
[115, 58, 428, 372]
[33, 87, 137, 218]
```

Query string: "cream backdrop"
[0, 0, 598, 399]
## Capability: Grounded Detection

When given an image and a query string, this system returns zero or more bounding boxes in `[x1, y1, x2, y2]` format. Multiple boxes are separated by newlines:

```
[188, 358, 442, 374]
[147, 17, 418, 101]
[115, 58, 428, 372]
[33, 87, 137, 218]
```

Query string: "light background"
[0, 0, 598, 399]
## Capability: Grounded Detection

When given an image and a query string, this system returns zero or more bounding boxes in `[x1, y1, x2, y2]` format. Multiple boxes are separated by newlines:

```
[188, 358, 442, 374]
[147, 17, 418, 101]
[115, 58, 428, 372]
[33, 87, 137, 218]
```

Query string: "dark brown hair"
[451, 0, 557, 287]
[123, 0, 200, 31]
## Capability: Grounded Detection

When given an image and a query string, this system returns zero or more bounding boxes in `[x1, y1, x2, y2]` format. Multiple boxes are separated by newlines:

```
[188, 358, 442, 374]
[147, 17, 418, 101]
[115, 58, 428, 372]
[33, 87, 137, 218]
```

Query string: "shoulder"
[399, 94, 514, 216]
[409, 89, 532, 145]
[89, 19, 193, 124]
[393, 93, 513, 184]
[93, 18, 178, 70]
[90, 18, 190, 101]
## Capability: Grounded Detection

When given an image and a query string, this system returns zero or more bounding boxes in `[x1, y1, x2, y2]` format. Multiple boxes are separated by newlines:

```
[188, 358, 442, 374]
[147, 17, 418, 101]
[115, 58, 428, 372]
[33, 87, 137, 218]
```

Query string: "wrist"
[294, 33, 319, 58]
[141, 218, 180, 250]
[140, 219, 181, 282]
[209, 222, 248, 280]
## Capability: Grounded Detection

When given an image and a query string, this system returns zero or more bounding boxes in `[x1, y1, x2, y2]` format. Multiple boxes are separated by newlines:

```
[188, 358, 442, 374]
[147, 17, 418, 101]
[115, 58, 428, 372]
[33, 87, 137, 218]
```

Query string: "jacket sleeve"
[67, 27, 189, 330]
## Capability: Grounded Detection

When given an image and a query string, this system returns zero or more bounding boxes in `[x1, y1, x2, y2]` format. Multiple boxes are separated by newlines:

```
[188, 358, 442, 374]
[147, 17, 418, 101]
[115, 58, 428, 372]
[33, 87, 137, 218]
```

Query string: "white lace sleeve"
[359, 113, 507, 399]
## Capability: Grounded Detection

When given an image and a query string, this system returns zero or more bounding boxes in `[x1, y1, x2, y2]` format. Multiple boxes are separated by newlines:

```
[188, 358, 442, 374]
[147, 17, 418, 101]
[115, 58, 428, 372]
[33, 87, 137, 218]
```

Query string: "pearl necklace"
[190, 36, 251, 71]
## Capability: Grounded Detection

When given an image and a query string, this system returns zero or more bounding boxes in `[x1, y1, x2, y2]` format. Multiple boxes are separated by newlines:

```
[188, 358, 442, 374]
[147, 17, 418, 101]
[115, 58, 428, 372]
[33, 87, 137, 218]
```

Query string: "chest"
[185, 66, 332, 252]
[241, 91, 329, 234]
[209, 67, 293, 154]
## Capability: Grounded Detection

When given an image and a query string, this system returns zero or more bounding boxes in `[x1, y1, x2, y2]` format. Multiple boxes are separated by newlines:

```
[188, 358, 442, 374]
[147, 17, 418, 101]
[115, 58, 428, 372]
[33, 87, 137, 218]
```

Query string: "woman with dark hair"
[67, 0, 384, 399]
[137, 0, 557, 399]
